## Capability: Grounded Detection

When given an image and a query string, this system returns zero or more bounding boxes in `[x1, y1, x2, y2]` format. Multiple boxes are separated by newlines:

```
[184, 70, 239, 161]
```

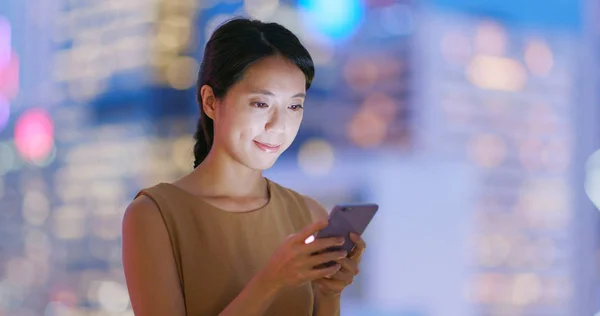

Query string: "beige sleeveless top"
[136, 178, 315, 316]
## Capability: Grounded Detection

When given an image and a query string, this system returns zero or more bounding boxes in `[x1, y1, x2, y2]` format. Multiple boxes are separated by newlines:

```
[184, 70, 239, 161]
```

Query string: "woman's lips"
[253, 141, 281, 153]
[254, 141, 281, 153]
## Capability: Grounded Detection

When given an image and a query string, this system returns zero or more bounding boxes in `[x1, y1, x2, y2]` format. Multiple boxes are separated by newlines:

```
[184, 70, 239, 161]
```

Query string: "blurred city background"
[1, 0, 600, 315]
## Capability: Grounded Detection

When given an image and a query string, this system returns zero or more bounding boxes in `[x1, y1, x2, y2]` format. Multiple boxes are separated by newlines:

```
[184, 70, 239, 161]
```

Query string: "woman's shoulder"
[123, 191, 165, 239]
[136, 182, 171, 198]
[125, 182, 171, 218]
[124, 182, 199, 242]
[135, 181, 198, 207]
[123, 182, 190, 227]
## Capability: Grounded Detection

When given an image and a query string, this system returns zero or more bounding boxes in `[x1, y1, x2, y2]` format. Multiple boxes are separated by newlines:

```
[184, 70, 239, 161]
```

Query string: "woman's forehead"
[234, 59, 306, 94]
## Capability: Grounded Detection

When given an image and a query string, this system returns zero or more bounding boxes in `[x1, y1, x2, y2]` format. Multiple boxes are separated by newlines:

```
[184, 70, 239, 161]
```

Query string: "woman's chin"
[245, 154, 280, 171]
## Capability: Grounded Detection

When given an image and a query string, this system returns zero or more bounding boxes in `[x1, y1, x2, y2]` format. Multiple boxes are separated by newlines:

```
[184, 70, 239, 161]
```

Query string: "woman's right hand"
[258, 220, 347, 292]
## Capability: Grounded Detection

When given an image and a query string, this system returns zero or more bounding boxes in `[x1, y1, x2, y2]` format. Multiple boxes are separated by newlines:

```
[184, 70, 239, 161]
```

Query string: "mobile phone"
[313, 203, 379, 268]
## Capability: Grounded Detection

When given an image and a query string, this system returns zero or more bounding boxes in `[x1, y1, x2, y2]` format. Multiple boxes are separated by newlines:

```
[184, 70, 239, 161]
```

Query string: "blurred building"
[420, 9, 578, 316]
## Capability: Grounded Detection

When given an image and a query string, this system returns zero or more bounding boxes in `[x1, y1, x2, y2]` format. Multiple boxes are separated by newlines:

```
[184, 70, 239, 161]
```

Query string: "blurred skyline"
[1, 0, 599, 315]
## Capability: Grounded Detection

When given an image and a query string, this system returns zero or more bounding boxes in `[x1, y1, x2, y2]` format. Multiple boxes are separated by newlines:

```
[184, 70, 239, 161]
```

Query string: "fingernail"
[337, 238, 345, 243]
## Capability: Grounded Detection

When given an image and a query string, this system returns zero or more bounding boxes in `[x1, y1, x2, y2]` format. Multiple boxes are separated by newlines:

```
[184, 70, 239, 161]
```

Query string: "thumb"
[295, 220, 328, 242]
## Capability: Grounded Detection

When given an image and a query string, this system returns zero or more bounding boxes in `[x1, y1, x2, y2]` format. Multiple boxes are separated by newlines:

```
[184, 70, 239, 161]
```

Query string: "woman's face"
[206, 55, 307, 170]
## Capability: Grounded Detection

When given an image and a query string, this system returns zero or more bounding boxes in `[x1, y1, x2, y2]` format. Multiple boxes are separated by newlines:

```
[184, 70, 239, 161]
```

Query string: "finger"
[306, 250, 347, 267]
[294, 220, 329, 243]
[305, 263, 341, 281]
[328, 269, 354, 285]
[349, 233, 366, 249]
[348, 233, 366, 260]
[303, 236, 345, 254]
[338, 258, 359, 275]
[314, 278, 346, 293]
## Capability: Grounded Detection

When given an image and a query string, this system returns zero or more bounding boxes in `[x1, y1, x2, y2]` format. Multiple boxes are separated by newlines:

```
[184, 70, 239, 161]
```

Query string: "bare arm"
[123, 195, 329, 316]
[303, 196, 341, 316]
[122, 196, 186, 316]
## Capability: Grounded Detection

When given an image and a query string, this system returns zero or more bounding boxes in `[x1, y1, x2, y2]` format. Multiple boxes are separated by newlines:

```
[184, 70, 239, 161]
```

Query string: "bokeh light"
[14, 108, 54, 162]
[518, 137, 544, 172]
[524, 39, 554, 77]
[5, 257, 36, 289]
[156, 17, 192, 52]
[92, 213, 122, 241]
[53, 206, 86, 240]
[244, 0, 280, 20]
[343, 56, 404, 92]
[31, 144, 57, 167]
[474, 21, 507, 56]
[362, 93, 398, 124]
[299, 0, 365, 41]
[466, 55, 527, 91]
[297, 138, 335, 177]
[467, 133, 507, 168]
[477, 234, 511, 268]
[511, 273, 542, 306]
[343, 58, 380, 91]
[171, 136, 194, 172]
[541, 138, 570, 173]
[24, 229, 52, 263]
[519, 179, 570, 230]
[22, 190, 51, 226]
[346, 108, 388, 148]
[165, 56, 199, 90]
[0, 50, 19, 100]
[96, 280, 130, 313]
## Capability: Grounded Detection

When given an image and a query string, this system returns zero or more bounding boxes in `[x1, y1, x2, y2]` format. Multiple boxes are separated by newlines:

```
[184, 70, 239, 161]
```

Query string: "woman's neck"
[186, 149, 267, 198]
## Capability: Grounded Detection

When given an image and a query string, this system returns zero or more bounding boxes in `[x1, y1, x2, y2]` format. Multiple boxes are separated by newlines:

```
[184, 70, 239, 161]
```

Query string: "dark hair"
[193, 18, 315, 168]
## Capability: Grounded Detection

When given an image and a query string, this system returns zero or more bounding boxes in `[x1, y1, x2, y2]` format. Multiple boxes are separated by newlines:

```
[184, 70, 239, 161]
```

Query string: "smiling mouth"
[253, 141, 281, 153]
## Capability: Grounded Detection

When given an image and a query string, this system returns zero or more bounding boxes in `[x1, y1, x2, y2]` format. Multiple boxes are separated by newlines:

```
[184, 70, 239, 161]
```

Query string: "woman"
[122, 18, 366, 316]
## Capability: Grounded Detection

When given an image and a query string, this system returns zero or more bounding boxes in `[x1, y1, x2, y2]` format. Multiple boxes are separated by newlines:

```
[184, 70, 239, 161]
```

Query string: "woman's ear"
[200, 85, 217, 120]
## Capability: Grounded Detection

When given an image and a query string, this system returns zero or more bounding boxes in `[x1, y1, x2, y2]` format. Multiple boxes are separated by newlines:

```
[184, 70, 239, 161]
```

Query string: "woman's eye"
[252, 102, 268, 108]
[289, 104, 304, 111]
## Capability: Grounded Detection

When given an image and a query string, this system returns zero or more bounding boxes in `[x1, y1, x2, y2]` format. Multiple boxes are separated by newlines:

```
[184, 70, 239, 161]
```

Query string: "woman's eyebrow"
[249, 89, 306, 98]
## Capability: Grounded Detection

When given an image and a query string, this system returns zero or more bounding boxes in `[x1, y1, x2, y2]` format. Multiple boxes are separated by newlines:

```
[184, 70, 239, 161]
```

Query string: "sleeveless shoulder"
[133, 183, 188, 291]
[135, 183, 188, 235]
[135, 183, 174, 210]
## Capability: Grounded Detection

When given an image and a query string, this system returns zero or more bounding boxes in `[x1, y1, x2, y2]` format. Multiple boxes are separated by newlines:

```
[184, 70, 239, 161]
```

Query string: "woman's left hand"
[313, 233, 366, 297]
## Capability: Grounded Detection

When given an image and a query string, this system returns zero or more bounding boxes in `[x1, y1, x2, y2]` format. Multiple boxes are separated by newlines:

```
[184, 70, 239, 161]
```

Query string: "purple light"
[0, 17, 11, 68]
[0, 96, 9, 132]
[15, 108, 54, 161]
